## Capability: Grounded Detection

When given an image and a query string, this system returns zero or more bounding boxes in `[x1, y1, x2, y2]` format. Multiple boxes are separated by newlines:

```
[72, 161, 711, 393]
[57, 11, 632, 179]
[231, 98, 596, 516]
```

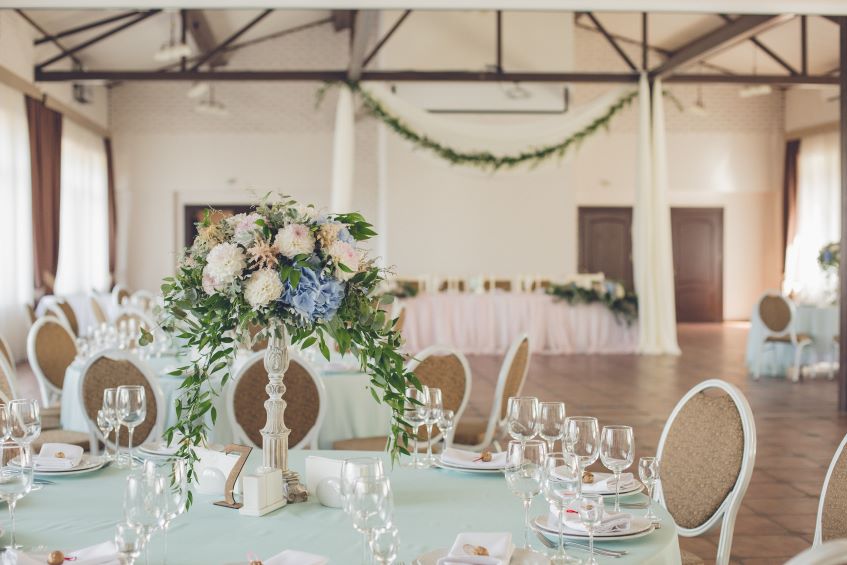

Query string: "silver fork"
[534, 530, 627, 558]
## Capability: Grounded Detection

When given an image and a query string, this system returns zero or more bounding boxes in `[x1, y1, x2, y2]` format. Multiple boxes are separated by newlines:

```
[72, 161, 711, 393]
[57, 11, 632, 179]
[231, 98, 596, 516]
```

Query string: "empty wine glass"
[340, 457, 385, 514]
[565, 416, 599, 473]
[117, 386, 146, 468]
[97, 409, 114, 460]
[0, 442, 33, 549]
[507, 396, 539, 446]
[9, 399, 41, 449]
[504, 439, 547, 550]
[436, 409, 455, 453]
[638, 456, 661, 523]
[538, 402, 566, 452]
[402, 387, 427, 468]
[423, 387, 442, 466]
[542, 452, 581, 564]
[115, 522, 144, 565]
[144, 459, 188, 564]
[576, 494, 604, 565]
[370, 525, 400, 565]
[0, 404, 11, 441]
[599, 425, 634, 512]
[103, 388, 121, 466]
[124, 471, 166, 565]
[349, 476, 393, 565]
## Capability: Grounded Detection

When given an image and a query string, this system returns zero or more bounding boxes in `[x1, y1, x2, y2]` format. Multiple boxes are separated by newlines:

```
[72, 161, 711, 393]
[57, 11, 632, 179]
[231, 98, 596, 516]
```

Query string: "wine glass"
[423, 387, 442, 466]
[144, 459, 188, 564]
[436, 409, 455, 453]
[599, 425, 634, 512]
[340, 457, 385, 514]
[117, 386, 146, 467]
[9, 399, 41, 449]
[370, 525, 400, 565]
[538, 402, 566, 452]
[97, 409, 114, 460]
[504, 439, 547, 550]
[124, 471, 166, 565]
[115, 522, 144, 565]
[349, 476, 393, 565]
[638, 456, 661, 523]
[565, 416, 600, 472]
[542, 452, 582, 564]
[507, 396, 539, 445]
[103, 388, 121, 465]
[402, 387, 427, 468]
[576, 494, 604, 565]
[0, 404, 11, 441]
[0, 443, 33, 549]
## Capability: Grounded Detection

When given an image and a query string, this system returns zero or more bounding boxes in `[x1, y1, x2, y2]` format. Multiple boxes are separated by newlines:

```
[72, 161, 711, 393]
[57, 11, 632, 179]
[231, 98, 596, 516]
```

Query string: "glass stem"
[522, 498, 531, 549]
[8, 500, 16, 548]
[163, 524, 169, 565]
[589, 527, 594, 561]
[558, 506, 566, 559]
[425, 424, 433, 462]
[614, 470, 621, 512]
[412, 428, 419, 467]
[362, 531, 369, 565]
[128, 427, 135, 466]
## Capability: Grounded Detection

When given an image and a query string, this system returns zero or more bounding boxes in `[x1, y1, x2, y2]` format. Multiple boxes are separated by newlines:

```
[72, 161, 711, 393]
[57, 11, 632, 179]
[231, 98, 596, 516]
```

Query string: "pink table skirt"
[401, 293, 638, 355]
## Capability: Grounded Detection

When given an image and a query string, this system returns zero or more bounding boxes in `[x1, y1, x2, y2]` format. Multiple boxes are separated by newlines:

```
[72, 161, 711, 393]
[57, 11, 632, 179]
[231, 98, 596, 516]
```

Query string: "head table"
[11, 450, 681, 564]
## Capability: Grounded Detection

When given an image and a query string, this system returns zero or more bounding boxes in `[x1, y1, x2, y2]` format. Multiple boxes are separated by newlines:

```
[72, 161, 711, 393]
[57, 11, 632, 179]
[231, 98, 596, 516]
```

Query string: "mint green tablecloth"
[9, 451, 680, 564]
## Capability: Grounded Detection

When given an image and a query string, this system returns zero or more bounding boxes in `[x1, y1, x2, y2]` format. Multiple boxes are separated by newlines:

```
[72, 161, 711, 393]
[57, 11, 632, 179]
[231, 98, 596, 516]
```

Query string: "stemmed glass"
[542, 452, 582, 564]
[576, 494, 605, 565]
[0, 404, 11, 440]
[349, 476, 394, 565]
[507, 397, 539, 446]
[599, 425, 634, 512]
[115, 522, 145, 565]
[124, 471, 166, 565]
[638, 456, 661, 523]
[97, 409, 114, 460]
[565, 417, 600, 474]
[504, 439, 547, 550]
[9, 399, 41, 449]
[117, 386, 146, 468]
[538, 402, 566, 453]
[103, 388, 120, 464]
[402, 387, 427, 468]
[0, 443, 33, 549]
[436, 409, 455, 453]
[340, 457, 385, 514]
[145, 459, 189, 564]
[370, 525, 401, 565]
[423, 387, 442, 467]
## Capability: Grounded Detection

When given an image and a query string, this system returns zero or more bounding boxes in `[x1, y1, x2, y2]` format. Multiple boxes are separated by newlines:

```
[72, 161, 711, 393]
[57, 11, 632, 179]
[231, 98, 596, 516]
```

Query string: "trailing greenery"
[546, 280, 638, 326]
[819, 242, 840, 273]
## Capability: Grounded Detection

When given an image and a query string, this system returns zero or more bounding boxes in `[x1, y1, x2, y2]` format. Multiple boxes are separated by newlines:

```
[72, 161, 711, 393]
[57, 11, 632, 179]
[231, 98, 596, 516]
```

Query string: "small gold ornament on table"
[47, 550, 64, 565]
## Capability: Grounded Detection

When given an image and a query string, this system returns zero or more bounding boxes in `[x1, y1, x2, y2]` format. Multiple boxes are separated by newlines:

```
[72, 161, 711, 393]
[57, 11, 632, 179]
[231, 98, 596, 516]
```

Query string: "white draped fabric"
[55, 121, 110, 296]
[633, 75, 680, 355]
[329, 85, 355, 213]
[0, 83, 33, 361]
[783, 132, 840, 303]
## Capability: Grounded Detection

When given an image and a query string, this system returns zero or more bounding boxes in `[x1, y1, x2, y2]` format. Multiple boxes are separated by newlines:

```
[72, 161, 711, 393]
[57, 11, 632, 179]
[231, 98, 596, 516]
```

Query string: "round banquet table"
[401, 293, 639, 355]
[61, 355, 392, 450]
[9, 450, 681, 564]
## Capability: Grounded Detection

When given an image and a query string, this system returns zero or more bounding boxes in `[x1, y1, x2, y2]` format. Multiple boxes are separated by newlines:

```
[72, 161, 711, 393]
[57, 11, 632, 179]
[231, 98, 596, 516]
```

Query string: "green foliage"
[546, 281, 638, 326]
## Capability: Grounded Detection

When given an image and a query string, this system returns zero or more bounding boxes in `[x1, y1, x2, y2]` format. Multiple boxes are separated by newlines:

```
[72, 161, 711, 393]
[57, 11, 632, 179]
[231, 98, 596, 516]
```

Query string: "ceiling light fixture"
[186, 81, 210, 99]
[739, 84, 773, 98]
[154, 12, 192, 63]
[688, 72, 708, 117]
[194, 85, 229, 117]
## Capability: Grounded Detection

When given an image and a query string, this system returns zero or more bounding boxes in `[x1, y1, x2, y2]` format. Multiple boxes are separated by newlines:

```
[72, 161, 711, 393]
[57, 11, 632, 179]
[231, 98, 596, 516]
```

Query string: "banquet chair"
[47, 299, 80, 337]
[227, 350, 326, 450]
[452, 334, 531, 451]
[655, 379, 757, 565]
[24, 303, 37, 326]
[130, 290, 156, 312]
[0, 355, 17, 404]
[0, 334, 14, 377]
[112, 284, 131, 307]
[813, 432, 847, 546]
[27, 317, 78, 409]
[114, 307, 156, 331]
[752, 291, 812, 382]
[786, 540, 847, 565]
[90, 294, 109, 325]
[78, 350, 164, 455]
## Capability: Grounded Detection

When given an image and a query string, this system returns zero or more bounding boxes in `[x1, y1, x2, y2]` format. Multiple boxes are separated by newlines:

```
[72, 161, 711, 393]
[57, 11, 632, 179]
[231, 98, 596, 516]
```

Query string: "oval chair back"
[0, 334, 14, 376]
[407, 346, 472, 444]
[655, 379, 757, 565]
[814, 432, 847, 545]
[24, 303, 37, 326]
[0, 355, 17, 404]
[114, 307, 157, 333]
[227, 350, 326, 450]
[78, 350, 164, 451]
[46, 300, 79, 337]
[27, 317, 78, 407]
[90, 295, 109, 325]
[130, 290, 156, 313]
[112, 284, 131, 307]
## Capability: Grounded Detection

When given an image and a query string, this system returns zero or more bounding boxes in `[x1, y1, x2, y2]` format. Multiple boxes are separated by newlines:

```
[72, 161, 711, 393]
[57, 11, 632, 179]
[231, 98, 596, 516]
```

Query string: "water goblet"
[103, 388, 123, 466]
[144, 459, 189, 564]
[504, 439, 547, 550]
[402, 387, 427, 468]
[349, 476, 393, 565]
[539, 402, 566, 452]
[0, 442, 33, 549]
[599, 425, 634, 512]
[9, 399, 41, 449]
[576, 494, 604, 565]
[340, 457, 385, 514]
[117, 386, 146, 468]
[124, 471, 166, 565]
[565, 417, 599, 473]
[542, 452, 582, 564]
[507, 396, 539, 446]
[423, 387, 442, 466]
[115, 522, 144, 565]
[370, 525, 400, 565]
[638, 456, 661, 523]
[97, 409, 114, 460]
[436, 409, 455, 453]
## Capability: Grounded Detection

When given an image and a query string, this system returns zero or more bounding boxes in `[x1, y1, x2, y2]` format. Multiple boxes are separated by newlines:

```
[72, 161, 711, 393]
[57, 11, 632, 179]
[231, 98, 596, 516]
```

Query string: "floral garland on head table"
[546, 280, 638, 326]
[143, 196, 418, 508]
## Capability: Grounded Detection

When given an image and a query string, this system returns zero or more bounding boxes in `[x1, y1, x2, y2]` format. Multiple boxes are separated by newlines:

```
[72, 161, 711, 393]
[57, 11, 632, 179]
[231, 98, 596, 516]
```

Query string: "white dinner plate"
[139, 442, 179, 457]
[434, 457, 504, 474]
[581, 481, 644, 497]
[27, 455, 108, 477]
[533, 514, 655, 542]
[413, 547, 547, 565]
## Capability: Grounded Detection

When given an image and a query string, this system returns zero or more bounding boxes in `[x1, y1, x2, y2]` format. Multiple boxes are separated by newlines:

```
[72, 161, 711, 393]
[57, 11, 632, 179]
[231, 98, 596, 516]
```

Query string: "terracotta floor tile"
[766, 512, 818, 535]
[744, 497, 820, 515]
[729, 535, 809, 558]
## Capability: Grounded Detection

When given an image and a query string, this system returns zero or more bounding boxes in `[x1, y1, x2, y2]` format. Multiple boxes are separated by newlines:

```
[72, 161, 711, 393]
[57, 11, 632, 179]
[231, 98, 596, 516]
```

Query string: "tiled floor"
[17, 323, 847, 563]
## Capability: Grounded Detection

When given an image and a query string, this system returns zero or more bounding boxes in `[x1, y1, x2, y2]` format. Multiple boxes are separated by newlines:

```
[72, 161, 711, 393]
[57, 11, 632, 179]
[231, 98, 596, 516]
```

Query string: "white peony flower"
[275, 223, 315, 259]
[294, 204, 319, 222]
[327, 240, 361, 281]
[227, 212, 263, 246]
[244, 269, 283, 308]
[205, 242, 246, 286]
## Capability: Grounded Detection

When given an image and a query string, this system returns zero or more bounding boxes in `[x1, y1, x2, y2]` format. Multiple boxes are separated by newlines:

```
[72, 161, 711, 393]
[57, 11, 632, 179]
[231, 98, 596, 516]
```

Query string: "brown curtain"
[782, 139, 801, 270]
[26, 96, 63, 297]
[104, 138, 117, 286]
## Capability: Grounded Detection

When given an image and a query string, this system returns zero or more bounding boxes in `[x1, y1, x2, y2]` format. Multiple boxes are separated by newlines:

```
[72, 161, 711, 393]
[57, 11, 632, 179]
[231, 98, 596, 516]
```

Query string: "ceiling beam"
[665, 72, 836, 84]
[34, 11, 143, 45]
[185, 10, 228, 68]
[15, 10, 82, 67]
[583, 12, 637, 71]
[190, 9, 273, 71]
[650, 14, 793, 79]
[718, 14, 798, 75]
[362, 10, 411, 68]
[348, 10, 379, 81]
[36, 10, 160, 70]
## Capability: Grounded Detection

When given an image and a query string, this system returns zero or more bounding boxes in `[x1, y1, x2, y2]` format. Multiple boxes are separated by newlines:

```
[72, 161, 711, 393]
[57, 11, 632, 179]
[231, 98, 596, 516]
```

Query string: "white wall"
[785, 86, 838, 134]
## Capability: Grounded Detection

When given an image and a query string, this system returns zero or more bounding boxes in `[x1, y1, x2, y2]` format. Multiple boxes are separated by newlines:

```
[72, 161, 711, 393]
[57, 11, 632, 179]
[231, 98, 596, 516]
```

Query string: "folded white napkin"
[264, 550, 328, 565]
[581, 472, 635, 493]
[563, 510, 632, 534]
[4, 541, 118, 565]
[33, 456, 76, 471]
[38, 443, 83, 467]
[436, 532, 513, 565]
[440, 448, 507, 470]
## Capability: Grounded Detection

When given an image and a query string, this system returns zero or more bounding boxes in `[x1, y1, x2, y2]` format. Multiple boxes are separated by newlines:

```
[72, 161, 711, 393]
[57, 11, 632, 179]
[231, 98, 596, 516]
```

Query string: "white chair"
[45, 298, 80, 337]
[89, 293, 110, 325]
[753, 291, 812, 382]
[0, 333, 15, 384]
[813, 432, 847, 546]
[77, 349, 165, 455]
[655, 379, 757, 565]
[0, 354, 17, 404]
[27, 316, 78, 408]
[407, 345, 472, 446]
[227, 350, 327, 450]
[114, 306, 157, 331]
[786, 540, 847, 565]
[453, 334, 531, 451]
[130, 290, 157, 313]
[112, 284, 131, 307]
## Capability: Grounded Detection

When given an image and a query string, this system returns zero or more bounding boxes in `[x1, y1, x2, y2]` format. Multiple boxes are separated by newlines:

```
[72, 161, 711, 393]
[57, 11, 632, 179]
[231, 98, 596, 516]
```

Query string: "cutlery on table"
[533, 529, 627, 558]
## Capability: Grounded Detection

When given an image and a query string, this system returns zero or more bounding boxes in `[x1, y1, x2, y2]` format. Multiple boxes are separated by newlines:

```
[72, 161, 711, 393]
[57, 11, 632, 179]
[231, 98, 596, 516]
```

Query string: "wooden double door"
[577, 206, 723, 323]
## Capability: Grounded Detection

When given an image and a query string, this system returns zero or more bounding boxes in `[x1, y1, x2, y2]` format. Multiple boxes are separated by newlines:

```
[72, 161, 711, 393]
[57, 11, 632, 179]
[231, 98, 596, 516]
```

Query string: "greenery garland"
[546, 281, 638, 326]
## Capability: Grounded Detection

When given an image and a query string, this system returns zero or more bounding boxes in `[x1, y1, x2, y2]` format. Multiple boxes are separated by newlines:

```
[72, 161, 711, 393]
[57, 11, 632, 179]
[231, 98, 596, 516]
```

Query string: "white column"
[330, 85, 355, 213]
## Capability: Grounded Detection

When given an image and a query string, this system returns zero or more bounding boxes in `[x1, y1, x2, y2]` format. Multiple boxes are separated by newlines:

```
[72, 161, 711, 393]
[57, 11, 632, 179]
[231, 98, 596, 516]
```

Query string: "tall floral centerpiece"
[152, 196, 415, 506]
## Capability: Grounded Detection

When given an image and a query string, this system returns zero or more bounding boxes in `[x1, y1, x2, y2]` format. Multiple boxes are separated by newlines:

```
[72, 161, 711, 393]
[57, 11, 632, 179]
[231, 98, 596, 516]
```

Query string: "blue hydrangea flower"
[337, 226, 354, 244]
[279, 266, 346, 323]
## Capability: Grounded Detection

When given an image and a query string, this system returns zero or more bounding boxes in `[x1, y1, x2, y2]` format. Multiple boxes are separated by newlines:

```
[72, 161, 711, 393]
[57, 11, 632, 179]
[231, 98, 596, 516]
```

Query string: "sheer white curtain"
[784, 132, 840, 304]
[0, 83, 33, 360]
[54, 120, 110, 295]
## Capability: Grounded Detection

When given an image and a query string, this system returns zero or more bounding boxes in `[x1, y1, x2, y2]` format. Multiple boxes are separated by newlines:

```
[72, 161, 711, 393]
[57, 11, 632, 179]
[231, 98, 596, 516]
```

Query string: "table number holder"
[213, 444, 253, 509]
